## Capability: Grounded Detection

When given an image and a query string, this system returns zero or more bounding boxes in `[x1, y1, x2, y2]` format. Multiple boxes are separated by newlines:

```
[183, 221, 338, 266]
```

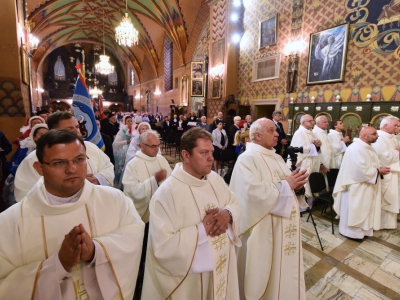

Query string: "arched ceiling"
[27, 0, 203, 81]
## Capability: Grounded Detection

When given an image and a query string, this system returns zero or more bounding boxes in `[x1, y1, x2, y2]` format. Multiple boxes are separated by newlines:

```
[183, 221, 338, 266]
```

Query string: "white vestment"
[328, 129, 347, 168]
[14, 141, 115, 202]
[290, 125, 320, 197]
[0, 179, 144, 299]
[333, 138, 381, 239]
[372, 130, 400, 229]
[229, 143, 306, 300]
[142, 164, 241, 300]
[122, 150, 172, 223]
[313, 126, 334, 168]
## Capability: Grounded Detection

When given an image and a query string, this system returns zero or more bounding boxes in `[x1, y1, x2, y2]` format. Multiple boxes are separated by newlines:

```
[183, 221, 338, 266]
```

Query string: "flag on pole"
[72, 73, 104, 150]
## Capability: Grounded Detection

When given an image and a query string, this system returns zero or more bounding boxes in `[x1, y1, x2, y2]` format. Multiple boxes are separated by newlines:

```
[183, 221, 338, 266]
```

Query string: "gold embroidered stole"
[190, 183, 230, 300]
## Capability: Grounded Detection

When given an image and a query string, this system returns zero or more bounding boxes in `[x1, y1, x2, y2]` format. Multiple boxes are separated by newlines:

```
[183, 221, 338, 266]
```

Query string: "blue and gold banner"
[72, 74, 104, 150]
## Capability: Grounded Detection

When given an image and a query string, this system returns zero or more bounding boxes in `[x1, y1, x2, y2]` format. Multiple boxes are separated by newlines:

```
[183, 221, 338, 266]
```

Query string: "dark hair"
[181, 127, 212, 155]
[47, 112, 75, 130]
[272, 111, 282, 117]
[331, 119, 340, 129]
[36, 130, 86, 163]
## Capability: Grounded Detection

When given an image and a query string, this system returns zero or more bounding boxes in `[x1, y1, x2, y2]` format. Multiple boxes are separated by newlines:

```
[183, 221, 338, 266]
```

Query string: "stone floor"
[162, 146, 400, 300]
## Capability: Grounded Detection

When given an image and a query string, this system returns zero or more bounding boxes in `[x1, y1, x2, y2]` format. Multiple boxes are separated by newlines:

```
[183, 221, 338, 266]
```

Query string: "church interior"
[1, 0, 400, 298]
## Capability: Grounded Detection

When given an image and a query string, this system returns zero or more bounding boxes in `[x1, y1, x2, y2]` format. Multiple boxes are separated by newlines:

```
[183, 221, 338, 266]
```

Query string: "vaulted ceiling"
[27, 0, 204, 80]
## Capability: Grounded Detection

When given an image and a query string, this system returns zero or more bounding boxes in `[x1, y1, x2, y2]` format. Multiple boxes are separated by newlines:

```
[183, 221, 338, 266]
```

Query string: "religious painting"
[370, 113, 391, 129]
[292, 112, 305, 135]
[211, 39, 225, 67]
[191, 62, 204, 79]
[211, 78, 222, 99]
[191, 79, 203, 97]
[21, 46, 29, 85]
[340, 113, 362, 142]
[307, 23, 349, 85]
[252, 55, 281, 82]
[259, 14, 278, 49]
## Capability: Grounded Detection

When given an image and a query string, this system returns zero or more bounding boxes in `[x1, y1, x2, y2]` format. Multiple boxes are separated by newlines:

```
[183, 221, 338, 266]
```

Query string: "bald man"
[333, 126, 390, 239]
[290, 114, 321, 202]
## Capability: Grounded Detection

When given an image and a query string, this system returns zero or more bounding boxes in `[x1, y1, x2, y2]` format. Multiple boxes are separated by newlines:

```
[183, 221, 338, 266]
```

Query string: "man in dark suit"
[272, 111, 287, 157]
[211, 111, 226, 132]
[170, 114, 179, 131]
[96, 120, 115, 165]
[100, 112, 119, 142]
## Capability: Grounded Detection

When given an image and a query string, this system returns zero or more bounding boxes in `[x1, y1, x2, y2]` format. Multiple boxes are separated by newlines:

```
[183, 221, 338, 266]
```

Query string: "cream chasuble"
[123, 151, 172, 223]
[313, 126, 334, 168]
[328, 130, 347, 168]
[290, 125, 320, 197]
[14, 141, 115, 202]
[142, 164, 241, 300]
[0, 179, 144, 299]
[333, 138, 382, 233]
[372, 130, 400, 229]
[230, 143, 306, 300]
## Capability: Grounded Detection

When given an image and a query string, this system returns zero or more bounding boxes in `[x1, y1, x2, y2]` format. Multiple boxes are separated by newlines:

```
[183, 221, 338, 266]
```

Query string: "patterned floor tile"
[353, 285, 391, 300]
[308, 278, 351, 300]
[324, 267, 363, 297]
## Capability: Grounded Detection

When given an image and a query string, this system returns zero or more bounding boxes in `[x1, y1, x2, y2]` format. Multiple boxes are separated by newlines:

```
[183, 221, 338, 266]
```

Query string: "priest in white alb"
[328, 119, 349, 168]
[290, 114, 321, 201]
[0, 130, 144, 299]
[122, 130, 171, 299]
[333, 126, 390, 239]
[142, 127, 241, 300]
[123, 130, 172, 223]
[230, 118, 308, 300]
[313, 115, 334, 173]
[372, 116, 400, 229]
[14, 112, 114, 202]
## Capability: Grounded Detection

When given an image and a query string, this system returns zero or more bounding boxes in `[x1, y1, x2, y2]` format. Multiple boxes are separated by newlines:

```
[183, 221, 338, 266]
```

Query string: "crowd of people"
[0, 107, 399, 299]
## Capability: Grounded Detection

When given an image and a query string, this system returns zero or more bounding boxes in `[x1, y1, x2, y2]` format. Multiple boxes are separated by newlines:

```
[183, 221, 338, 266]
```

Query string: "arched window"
[164, 37, 173, 92]
[108, 69, 118, 86]
[54, 56, 66, 81]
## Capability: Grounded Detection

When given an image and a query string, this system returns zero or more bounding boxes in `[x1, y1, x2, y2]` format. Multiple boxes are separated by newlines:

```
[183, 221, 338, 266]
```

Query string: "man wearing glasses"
[14, 112, 115, 202]
[0, 130, 144, 299]
[122, 130, 171, 299]
[290, 114, 322, 204]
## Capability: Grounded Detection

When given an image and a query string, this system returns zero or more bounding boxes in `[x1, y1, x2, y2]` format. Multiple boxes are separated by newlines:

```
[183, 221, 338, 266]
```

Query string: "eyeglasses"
[41, 156, 87, 169]
[143, 143, 160, 149]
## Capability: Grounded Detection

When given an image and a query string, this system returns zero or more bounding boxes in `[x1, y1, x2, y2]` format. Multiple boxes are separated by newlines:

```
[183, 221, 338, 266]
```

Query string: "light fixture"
[115, 0, 139, 46]
[96, 10, 114, 75]
[231, 13, 239, 22]
[24, 4, 39, 52]
[231, 33, 241, 43]
[89, 86, 103, 98]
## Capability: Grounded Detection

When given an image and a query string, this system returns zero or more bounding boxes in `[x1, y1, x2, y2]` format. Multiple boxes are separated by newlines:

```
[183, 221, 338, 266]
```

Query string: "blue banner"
[72, 74, 104, 150]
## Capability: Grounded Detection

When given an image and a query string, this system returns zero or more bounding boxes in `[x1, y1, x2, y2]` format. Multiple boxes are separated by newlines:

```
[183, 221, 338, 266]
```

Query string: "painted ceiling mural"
[346, 0, 400, 58]
[26, 0, 202, 80]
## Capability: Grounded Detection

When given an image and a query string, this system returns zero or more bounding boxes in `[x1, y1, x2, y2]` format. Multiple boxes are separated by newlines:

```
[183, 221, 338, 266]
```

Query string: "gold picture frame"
[191, 79, 203, 97]
[21, 46, 29, 85]
[211, 78, 222, 99]
[259, 14, 278, 49]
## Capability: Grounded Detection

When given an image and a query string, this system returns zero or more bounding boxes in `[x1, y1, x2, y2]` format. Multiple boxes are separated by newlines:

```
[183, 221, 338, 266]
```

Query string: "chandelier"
[115, 0, 139, 46]
[96, 10, 114, 75]
[89, 86, 103, 98]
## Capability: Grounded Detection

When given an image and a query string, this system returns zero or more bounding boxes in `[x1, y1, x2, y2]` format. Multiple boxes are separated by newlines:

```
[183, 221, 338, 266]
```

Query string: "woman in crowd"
[113, 115, 135, 189]
[212, 120, 228, 175]
[124, 122, 152, 167]
[177, 114, 187, 132]
[3, 124, 48, 208]
[233, 129, 250, 156]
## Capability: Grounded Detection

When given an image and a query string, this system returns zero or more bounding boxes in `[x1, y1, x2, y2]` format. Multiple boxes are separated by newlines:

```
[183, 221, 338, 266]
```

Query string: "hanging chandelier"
[96, 10, 114, 75]
[89, 86, 103, 98]
[115, 0, 139, 46]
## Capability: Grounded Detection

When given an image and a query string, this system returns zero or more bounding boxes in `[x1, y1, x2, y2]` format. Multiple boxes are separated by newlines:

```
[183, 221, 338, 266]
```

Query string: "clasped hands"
[202, 208, 231, 237]
[58, 224, 95, 272]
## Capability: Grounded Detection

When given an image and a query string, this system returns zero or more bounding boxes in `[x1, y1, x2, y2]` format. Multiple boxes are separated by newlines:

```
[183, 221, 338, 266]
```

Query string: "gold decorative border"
[370, 113, 392, 126]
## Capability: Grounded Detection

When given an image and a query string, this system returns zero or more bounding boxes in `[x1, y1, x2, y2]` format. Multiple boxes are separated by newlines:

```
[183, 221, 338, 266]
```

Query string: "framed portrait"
[21, 46, 29, 85]
[259, 14, 278, 49]
[191, 79, 203, 97]
[340, 113, 362, 142]
[191, 62, 203, 79]
[211, 39, 225, 67]
[252, 54, 280, 82]
[307, 23, 349, 85]
[211, 78, 222, 99]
